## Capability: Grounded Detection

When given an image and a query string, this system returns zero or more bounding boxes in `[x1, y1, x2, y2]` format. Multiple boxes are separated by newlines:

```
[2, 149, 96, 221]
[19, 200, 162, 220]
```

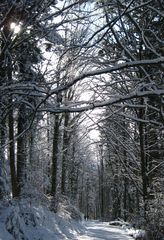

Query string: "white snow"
[75, 221, 134, 240]
[108, 220, 148, 240]
[0, 201, 145, 240]
[0, 200, 85, 240]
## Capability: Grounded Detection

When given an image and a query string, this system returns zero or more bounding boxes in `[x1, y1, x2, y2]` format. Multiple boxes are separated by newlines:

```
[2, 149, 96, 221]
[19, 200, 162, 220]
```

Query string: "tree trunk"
[0, 32, 7, 199]
[99, 155, 104, 220]
[61, 113, 69, 195]
[51, 114, 60, 198]
[17, 105, 27, 196]
[138, 99, 147, 218]
[70, 143, 79, 201]
[123, 119, 128, 221]
[0, 19, 18, 198]
[0, 125, 6, 199]
[9, 110, 18, 197]
[7, 34, 18, 198]
[123, 175, 128, 221]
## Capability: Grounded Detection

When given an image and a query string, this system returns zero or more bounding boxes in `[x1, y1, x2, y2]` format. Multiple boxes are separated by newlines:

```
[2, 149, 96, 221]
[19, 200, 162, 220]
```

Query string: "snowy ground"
[0, 199, 144, 240]
[0, 200, 85, 240]
[75, 221, 134, 240]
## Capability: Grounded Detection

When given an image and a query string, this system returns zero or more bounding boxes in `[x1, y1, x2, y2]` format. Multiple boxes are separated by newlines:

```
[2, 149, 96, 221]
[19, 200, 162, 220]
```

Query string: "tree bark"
[100, 154, 104, 220]
[61, 113, 70, 195]
[9, 109, 18, 197]
[17, 105, 27, 196]
[51, 114, 60, 197]
[0, 125, 6, 199]
[0, 19, 18, 198]
[138, 99, 148, 218]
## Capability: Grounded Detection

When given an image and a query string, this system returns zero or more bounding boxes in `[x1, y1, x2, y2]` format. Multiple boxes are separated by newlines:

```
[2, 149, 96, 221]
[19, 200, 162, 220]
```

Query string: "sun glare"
[10, 22, 21, 34]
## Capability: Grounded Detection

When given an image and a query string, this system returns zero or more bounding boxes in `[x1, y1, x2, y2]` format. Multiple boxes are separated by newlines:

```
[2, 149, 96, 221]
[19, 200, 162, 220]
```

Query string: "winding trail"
[76, 221, 134, 240]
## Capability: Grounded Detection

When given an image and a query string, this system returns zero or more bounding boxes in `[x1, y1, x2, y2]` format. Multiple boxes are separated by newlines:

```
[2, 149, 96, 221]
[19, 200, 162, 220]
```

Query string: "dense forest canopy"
[0, 0, 164, 239]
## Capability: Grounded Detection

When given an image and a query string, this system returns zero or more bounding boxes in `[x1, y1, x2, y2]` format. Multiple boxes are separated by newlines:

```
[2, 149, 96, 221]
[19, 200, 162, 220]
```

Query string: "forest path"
[75, 221, 133, 240]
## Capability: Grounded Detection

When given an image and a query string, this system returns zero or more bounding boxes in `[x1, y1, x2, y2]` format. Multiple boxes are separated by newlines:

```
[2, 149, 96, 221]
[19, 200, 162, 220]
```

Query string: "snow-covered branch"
[40, 89, 164, 113]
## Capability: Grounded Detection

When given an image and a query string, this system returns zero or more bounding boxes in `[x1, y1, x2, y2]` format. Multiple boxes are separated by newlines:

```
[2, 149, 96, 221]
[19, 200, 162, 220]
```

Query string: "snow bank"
[0, 199, 85, 240]
[126, 228, 146, 239]
[109, 219, 147, 240]
[109, 219, 132, 228]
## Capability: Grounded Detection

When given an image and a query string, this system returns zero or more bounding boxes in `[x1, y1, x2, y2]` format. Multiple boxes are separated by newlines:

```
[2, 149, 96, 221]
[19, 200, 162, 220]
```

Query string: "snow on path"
[75, 221, 134, 240]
